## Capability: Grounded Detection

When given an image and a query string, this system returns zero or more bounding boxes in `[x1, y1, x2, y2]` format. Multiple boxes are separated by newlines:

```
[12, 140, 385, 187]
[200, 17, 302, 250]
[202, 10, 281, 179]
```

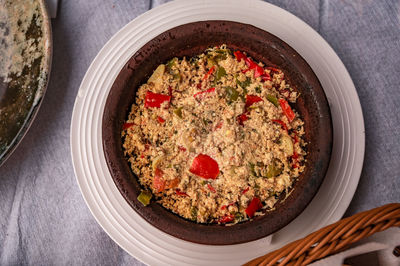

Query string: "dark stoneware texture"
[102, 21, 332, 245]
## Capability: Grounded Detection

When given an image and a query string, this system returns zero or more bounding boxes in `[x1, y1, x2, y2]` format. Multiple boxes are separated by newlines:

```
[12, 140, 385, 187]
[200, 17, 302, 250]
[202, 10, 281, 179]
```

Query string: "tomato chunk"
[244, 57, 256, 68]
[178, 146, 187, 152]
[237, 113, 249, 126]
[272, 119, 288, 132]
[175, 189, 189, 197]
[189, 154, 219, 179]
[245, 95, 263, 108]
[144, 91, 171, 108]
[234, 50, 246, 62]
[157, 116, 165, 123]
[253, 65, 264, 78]
[260, 72, 271, 81]
[214, 121, 223, 130]
[218, 214, 234, 223]
[207, 183, 216, 193]
[279, 99, 295, 122]
[122, 122, 134, 130]
[193, 87, 215, 98]
[245, 197, 262, 218]
[153, 168, 165, 193]
[203, 66, 216, 80]
[267, 66, 280, 73]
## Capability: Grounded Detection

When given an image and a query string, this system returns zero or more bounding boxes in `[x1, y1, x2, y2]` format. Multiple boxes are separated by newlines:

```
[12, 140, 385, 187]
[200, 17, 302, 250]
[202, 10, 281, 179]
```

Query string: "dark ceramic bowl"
[102, 21, 332, 245]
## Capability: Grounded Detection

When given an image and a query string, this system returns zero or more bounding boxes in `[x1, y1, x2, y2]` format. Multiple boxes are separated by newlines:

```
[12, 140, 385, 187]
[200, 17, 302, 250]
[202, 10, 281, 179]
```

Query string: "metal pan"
[0, 0, 52, 166]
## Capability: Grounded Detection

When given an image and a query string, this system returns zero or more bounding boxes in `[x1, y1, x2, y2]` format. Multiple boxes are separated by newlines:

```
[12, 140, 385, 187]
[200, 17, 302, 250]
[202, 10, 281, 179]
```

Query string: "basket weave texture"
[245, 203, 400, 266]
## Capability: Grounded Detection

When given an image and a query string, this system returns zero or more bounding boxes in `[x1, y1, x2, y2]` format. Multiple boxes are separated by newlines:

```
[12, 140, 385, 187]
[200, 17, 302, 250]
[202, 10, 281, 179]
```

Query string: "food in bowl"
[122, 45, 306, 224]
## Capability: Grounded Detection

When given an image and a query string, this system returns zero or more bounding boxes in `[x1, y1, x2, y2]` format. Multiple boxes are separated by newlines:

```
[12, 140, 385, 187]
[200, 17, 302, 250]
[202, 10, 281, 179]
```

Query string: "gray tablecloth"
[1, 0, 399, 265]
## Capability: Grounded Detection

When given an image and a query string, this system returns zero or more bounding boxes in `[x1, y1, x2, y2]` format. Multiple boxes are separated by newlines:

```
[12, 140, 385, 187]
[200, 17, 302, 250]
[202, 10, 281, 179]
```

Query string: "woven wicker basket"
[245, 203, 400, 265]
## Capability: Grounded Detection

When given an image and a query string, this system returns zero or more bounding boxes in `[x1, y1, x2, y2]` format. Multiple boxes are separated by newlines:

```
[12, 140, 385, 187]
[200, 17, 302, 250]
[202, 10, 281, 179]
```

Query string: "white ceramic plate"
[70, 0, 365, 265]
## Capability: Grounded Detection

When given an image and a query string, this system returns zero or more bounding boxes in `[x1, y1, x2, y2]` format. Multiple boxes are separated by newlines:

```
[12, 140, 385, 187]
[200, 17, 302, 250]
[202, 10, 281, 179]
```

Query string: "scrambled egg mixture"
[122, 45, 306, 224]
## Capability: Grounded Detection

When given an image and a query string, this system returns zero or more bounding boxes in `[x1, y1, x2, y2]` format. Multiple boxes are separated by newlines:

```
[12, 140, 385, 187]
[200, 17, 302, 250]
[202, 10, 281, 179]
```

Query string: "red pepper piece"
[193, 87, 215, 98]
[245, 197, 262, 218]
[122, 122, 134, 130]
[238, 95, 262, 126]
[292, 151, 299, 168]
[244, 57, 259, 70]
[243, 57, 270, 80]
[220, 202, 235, 210]
[140, 144, 150, 159]
[189, 154, 219, 179]
[214, 121, 223, 130]
[218, 214, 234, 223]
[253, 65, 265, 78]
[165, 178, 180, 189]
[266, 66, 280, 73]
[157, 116, 165, 123]
[272, 119, 289, 132]
[178, 146, 187, 152]
[244, 57, 256, 68]
[237, 113, 249, 126]
[175, 189, 189, 197]
[168, 86, 173, 97]
[279, 99, 295, 122]
[234, 50, 247, 62]
[260, 72, 271, 81]
[293, 133, 299, 144]
[242, 187, 250, 194]
[153, 168, 165, 193]
[144, 91, 171, 108]
[203, 66, 216, 80]
[207, 183, 216, 193]
[245, 95, 263, 108]
[234, 52, 271, 81]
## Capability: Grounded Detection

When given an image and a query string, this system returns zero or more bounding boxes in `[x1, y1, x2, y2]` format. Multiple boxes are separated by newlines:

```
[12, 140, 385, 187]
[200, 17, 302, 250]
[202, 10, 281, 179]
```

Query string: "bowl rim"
[102, 20, 333, 245]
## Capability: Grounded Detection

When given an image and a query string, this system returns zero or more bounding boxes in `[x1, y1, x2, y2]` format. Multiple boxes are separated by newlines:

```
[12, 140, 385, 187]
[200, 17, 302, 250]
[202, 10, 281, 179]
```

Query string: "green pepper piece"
[190, 207, 198, 221]
[207, 57, 217, 67]
[166, 57, 178, 72]
[248, 162, 257, 177]
[173, 107, 183, 118]
[234, 212, 244, 222]
[215, 48, 232, 55]
[266, 160, 282, 178]
[189, 56, 199, 65]
[267, 94, 279, 107]
[172, 73, 181, 82]
[166, 58, 181, 82]
[137, 190, 152, 206]
[225, 86, 239, 104]
[255, 86, 261, 93]
[236, 76, 251, 89]
[214, 53, 227, 62]
[215, 66, 226, 81]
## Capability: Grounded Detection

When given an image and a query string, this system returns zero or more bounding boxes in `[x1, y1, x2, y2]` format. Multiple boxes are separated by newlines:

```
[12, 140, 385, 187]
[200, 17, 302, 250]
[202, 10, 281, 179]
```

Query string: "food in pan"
[122, 45, 306, 224]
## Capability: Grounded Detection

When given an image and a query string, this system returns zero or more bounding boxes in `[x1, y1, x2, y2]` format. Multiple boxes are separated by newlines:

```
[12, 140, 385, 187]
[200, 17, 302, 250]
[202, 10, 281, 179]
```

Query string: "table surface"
[1, 0, 399, 265]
